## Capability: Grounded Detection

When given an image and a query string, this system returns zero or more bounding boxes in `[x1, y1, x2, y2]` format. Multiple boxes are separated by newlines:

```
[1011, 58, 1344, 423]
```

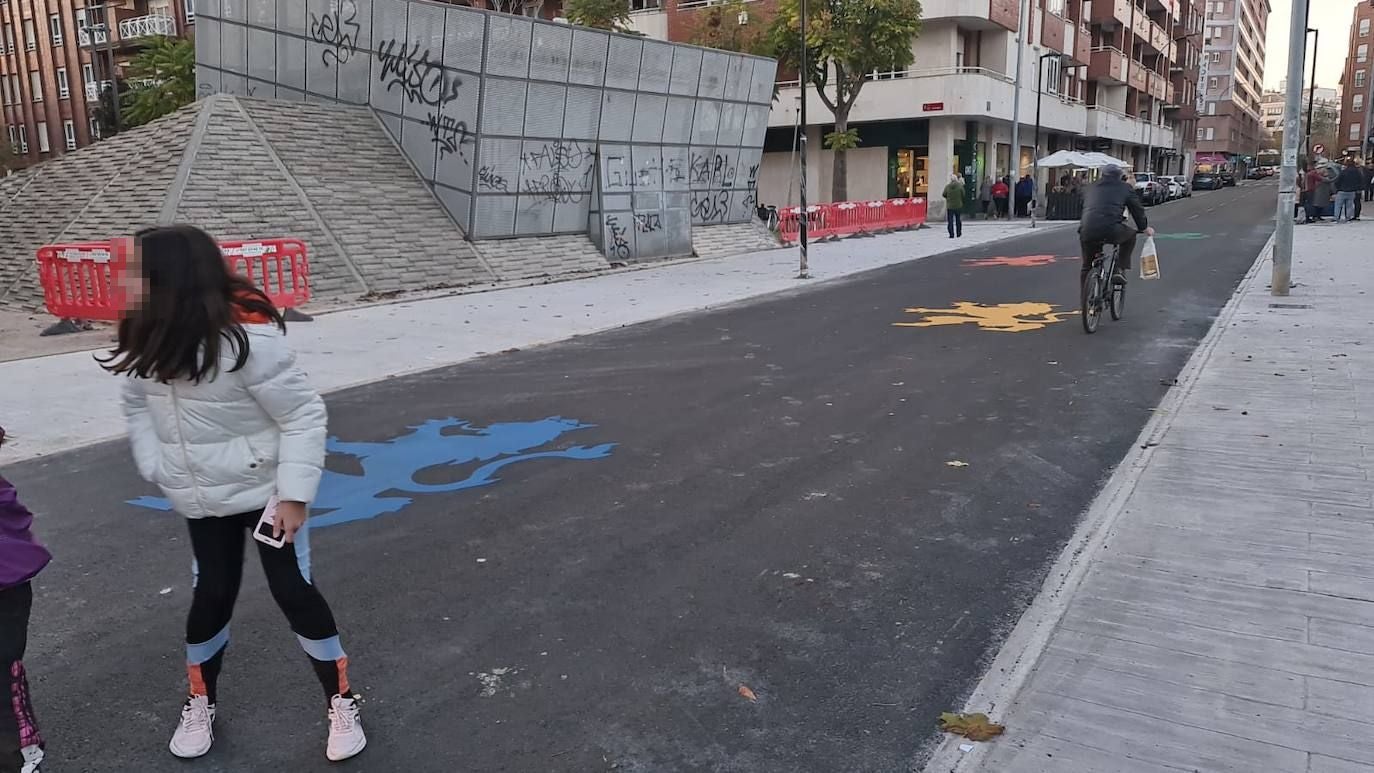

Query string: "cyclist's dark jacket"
[1079, 179, 1148, 240]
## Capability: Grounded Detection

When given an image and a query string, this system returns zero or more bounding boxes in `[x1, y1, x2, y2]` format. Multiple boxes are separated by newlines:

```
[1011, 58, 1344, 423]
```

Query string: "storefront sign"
[922, 102, 945, 112]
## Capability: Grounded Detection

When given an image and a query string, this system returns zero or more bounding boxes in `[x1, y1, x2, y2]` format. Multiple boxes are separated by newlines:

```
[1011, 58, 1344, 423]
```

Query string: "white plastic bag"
[1139, 235, 1161, 280]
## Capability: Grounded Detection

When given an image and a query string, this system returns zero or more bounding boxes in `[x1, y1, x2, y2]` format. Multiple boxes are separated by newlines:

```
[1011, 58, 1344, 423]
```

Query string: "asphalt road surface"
[5, 183, 1276, 772]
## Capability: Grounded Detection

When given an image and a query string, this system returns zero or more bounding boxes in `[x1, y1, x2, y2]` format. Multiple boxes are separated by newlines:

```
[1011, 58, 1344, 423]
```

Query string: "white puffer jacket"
[121, 325, 327, 519]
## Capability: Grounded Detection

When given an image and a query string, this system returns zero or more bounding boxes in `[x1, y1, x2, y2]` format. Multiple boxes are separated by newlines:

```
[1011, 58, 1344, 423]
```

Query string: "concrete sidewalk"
[0, 221, 1067, 463]
[925, 220, 1374, 772]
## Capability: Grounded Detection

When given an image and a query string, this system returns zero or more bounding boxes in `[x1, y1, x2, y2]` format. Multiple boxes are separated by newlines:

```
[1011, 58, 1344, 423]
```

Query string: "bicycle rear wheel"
[1081, 271, 1102, 334]
[1110, 282, 1125, 321]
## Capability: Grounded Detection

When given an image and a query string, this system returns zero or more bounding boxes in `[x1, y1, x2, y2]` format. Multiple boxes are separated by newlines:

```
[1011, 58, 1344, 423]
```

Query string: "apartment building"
[1195, 0, 1268, 162]
[631, 0, 1202, 212]
[1339, 0, 1374, 156]
[1, 0, 193, 170]
[1260, 84, 1339, 152]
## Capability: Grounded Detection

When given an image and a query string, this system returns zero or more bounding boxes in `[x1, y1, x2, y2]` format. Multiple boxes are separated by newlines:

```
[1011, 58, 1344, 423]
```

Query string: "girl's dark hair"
[98, 225, 285, 383]
[0, 425, 6, 448]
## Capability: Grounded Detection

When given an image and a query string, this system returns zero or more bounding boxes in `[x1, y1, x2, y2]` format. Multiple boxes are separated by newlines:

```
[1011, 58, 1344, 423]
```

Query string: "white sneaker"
[168, 695, 216, 758]
[20, 744, 43, 773]
[326, 694, 367, 761]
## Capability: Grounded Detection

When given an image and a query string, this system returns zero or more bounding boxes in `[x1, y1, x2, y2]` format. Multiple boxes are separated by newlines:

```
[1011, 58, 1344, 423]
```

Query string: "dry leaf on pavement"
[939, 712, 1004, 742]
[738, 685, 757, 702]
[946, 460, 970, 468]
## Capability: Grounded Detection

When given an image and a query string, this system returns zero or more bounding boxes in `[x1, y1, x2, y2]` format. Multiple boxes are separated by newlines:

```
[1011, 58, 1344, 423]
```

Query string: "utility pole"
[1273, 0, 1310, 296]
[1305, 26, 1317, 157]
[797, 0, 810, 280]
[1008, 0, 1029, 222]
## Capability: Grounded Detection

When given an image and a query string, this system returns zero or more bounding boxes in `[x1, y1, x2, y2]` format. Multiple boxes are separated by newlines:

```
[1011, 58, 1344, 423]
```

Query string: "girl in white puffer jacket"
[101, 225, 366, 763]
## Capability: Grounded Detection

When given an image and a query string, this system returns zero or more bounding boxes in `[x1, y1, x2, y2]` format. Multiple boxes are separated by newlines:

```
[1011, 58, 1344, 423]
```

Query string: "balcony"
[1074, 24, 1093, 65]
[1128, 63, 1149, 92]
[118, 14, 176, 40]
[1086, 105, 1177, 147]
[84, 80, 112, 101]
[1149, 71, 1167, 100]
[1151, 22, 1169, 52]
[1090, 0, 1132, 28]
[1090, 47, 1129, 85]
[78, 26, 109, 47]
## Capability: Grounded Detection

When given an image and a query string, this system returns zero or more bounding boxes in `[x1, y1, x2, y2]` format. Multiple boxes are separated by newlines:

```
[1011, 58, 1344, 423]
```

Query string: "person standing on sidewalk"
[943, 174, 966, 238]
[992, 177, 1010, 219]
[99, 225, 367, 763]
[1308, 165, 1331, 222]
[1296, 163, 1310, 223]
[1334, 158, 1363, 223]
[979, 177, 993, 219]
[0, 427, 50, 773]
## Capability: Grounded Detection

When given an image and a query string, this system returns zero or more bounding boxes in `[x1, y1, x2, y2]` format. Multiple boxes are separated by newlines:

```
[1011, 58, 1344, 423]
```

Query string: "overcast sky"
[1264, 0, 1353, 90]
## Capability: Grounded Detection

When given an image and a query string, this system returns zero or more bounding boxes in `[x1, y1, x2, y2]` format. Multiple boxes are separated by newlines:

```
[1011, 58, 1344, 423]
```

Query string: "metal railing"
[84, 80, 112, 101]
[78, 26, 110, 46]
[118, 14, 176, 40]
[775, 65, 1013, 89]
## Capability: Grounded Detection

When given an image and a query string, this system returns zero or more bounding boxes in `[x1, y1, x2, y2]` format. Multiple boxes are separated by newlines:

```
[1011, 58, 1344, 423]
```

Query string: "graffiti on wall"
[478, 165, 510, 192]
[309, 0, 361, 67]
[520, 141, 596, 204]
[376, 38, 463, 107]
[604, 214, 630, 260]
[426, 112, 474, 160]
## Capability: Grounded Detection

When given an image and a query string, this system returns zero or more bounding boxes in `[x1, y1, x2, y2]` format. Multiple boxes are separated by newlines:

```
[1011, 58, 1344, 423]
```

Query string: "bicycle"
[1081, 239, 1129, 334]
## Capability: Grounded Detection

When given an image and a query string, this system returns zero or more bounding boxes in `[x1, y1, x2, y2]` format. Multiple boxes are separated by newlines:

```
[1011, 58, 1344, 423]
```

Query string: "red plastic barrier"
[776, 197, 928, 244]
[36, 237, 311, 321]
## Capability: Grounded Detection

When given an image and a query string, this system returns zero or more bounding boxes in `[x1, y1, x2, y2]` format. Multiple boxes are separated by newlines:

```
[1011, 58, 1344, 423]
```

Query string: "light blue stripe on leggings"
[293, 520, 313, 584]
[187, 624, 230, 665]
[297, 634, 346, 662]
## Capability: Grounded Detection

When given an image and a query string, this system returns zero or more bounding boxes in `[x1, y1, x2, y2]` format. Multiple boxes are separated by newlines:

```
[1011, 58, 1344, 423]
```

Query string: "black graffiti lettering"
[605, 215, 630, 260]
[633, 212, 662, 233]
[309, 0, 361, 68]
[664, 157, 687, 184]
[519, 141, 596, 204]
[376, 38, 463, 107]
[478, 165, 509, 192]
[425, 112, 474, 160]
[691, 190, 731, 224]
[741, 163, 759, 212]
[689, 152, 738, 188]
[197, 82, 214, 97]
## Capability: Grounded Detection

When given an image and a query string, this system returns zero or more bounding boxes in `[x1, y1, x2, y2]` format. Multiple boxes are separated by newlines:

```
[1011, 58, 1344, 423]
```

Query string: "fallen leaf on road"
[939, 712, 1004, 741]
[739, 685, 758, 702]
[946, 461, 970, 468]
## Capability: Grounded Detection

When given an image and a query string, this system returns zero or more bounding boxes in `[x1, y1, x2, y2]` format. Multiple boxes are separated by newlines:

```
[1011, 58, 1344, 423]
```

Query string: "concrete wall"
[194, 0, 775, 261]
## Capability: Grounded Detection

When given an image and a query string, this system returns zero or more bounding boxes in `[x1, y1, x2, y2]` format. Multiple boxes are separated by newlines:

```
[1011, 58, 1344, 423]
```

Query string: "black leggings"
[0, 582, 40, 771]
[185, 511, 349, 705]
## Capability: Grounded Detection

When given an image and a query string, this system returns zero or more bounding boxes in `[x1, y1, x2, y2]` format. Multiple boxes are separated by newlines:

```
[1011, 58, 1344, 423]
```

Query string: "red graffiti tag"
[962, 255, 1061, 267]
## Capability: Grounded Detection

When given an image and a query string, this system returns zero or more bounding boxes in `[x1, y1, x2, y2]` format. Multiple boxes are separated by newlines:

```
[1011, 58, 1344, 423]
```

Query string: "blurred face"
[115, 238, 150, 316]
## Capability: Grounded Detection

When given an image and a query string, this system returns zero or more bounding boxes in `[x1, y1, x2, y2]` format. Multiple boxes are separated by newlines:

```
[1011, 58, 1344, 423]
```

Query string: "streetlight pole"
[1304, 27, 1317, 158]
[1008, 0, 1029, 222]
[797, 0, 809, 279]
[1273, 0, 1310, 296]
[1032, 52, 1072, 229]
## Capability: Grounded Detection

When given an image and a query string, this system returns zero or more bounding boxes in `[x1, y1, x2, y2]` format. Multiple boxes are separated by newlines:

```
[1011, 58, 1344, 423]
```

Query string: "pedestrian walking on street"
[1015, 175, 1035, 217]
[979, 177, 993, 219]
[992, 177, 1010, 219]
[1334, 158, 1363, 223]
[1308, 165, 1331, 222]
[943, 174, 966, 238]
[0, 427, 50, 773]
[1364, 161, 1374, 202]
[99, 225, 367, 763]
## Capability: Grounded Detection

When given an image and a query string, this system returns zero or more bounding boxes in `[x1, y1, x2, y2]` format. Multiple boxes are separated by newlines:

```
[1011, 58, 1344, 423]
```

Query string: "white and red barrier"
[776, 197, 928, 244]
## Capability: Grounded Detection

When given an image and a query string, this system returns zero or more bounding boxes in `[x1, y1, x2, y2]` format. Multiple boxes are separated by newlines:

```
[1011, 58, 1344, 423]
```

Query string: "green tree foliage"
[121, 36, 197, 129]
[768, 0, 922, 201]
[564, 0, 631, 31]
[685, 0, 769, 55]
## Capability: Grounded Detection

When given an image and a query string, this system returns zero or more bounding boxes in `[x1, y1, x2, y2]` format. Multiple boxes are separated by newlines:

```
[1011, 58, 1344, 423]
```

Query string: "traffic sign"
[1313, 144, 1325, 156]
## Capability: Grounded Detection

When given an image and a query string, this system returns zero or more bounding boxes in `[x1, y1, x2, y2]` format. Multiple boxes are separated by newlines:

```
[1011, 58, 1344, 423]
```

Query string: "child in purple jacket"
[0, 425, 50, 773]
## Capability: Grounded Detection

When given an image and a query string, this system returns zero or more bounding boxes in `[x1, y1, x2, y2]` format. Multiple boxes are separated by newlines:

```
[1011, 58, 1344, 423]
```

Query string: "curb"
[919, 229, 1278, 773]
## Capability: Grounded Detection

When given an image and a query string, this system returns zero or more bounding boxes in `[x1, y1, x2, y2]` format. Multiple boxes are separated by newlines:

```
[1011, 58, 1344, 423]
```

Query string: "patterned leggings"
[0, 582, 41, 773]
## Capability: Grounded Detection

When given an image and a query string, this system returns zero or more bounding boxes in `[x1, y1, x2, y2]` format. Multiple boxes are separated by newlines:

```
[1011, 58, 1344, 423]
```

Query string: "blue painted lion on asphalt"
[127, 417, 616, 528]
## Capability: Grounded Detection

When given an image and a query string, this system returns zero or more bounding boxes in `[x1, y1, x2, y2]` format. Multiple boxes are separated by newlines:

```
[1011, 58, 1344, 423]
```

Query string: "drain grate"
[1268, 303, 1311, 309]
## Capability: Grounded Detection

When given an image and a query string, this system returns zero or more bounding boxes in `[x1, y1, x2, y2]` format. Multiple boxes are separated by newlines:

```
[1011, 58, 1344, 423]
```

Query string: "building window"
[6, 126, 16, 153]
[56, 67, 69, 99]
[1363, 18, 1371, 37]
[186, 0, 196, 24]
[22, 18, 34, 50]
[36, 122, 49, 153]
[1197, 127, 1205, 141]
[1211, 51, 1221, 63]
[1361, 45, 1369, 64]
[49, 13, 62, 45]
[629, 0, 660, 9]
[16, 125, 26, 153]
[1209, 76, 1219, 89]
[62, 119, 76, 150]
[1207, 101, 1217, 115]
[1047, 0, 1066, 16]
[1205, 127, 1215, 140]
[90, 114, 101, 140]
[2, 24, 12, 54]
[0, 76, 9, 105]
[1358, 94, 1366, 110]
[82, 63, 95, 85]
[29, 71, 42, 102]
[1359, 70, 1368, 88]
[1352, 123, 1362, 141]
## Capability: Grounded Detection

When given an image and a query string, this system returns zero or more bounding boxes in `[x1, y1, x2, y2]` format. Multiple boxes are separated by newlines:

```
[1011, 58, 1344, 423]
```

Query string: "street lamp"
[1032, 52, 1078, 228]
[797, 0, 809, 279]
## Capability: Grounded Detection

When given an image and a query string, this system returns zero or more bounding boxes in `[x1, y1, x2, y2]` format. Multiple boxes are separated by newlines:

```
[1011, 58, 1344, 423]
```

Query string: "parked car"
[1246, 167, 1266, 180]
[1171, 175, 1192, 197]
[1165, 177, 1185, 199]
[1220, 169, 1237, 186]
[1192, 172, 1221, 190]
[1133, 172, 1167, 205]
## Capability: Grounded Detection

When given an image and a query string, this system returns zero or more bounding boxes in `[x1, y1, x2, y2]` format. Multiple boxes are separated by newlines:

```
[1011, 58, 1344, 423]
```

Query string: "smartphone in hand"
[253, 497, 287, 548]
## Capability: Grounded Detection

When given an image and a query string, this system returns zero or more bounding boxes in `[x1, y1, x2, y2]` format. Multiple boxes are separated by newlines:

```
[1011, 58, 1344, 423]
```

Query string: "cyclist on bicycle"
[1078, 166, 1155, 286]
